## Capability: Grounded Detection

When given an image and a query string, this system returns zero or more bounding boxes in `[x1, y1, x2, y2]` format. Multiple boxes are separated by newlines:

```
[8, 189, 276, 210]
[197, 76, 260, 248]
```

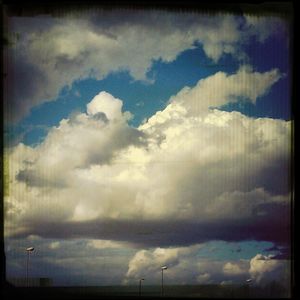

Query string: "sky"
[3, 6, 292, 289]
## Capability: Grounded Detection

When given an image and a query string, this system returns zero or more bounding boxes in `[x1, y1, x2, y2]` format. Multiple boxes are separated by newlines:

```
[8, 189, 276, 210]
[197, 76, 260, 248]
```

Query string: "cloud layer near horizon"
[5, 11, 287, 122]
[5, 67, 291, 248]
[5, 236, 290, 287]
[124, 246, 290, 286]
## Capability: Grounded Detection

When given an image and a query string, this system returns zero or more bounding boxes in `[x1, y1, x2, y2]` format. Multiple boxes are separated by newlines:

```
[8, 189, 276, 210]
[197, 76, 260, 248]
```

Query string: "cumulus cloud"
[167, 65, 281, 115]
[249, 254, 290, 286]
[123, 246, 290, 287]
[123, 244, 233, 285]
[87, 91, 123, 120]
[124, 246, 191, 283]
[4, 67, 291, 248]
[124, 245, 291, 286]
[4, 10, 288, 122]
[14, 91, 144, 189]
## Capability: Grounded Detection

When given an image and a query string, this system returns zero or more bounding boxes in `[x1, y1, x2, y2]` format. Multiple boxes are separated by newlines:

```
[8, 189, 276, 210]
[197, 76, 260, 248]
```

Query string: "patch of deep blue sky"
[7, 29, 291, 146]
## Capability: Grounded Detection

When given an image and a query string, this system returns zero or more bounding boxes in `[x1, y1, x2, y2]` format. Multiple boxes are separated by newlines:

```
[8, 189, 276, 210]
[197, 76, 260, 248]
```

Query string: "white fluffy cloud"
[123, 244, 231, 285]
[4, 67, 291, 247]
[87, 91, 123, 120]
[249, 254, 290, 286]
[5, 11, 287, 122]
[124, 245, 289, 286]
[124, 244, 290, 286]
[167, 65, 281, 116]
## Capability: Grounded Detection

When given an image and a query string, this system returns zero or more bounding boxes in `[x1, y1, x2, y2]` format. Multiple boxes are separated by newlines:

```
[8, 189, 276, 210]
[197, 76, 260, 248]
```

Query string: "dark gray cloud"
[91, 112, 109, 123]
[264, 244, 292, 261]
[16, 169, 67, 188]
[5, 237, 133, 286]
[11, 199, 290, 248]
[4, 53, 52, 123]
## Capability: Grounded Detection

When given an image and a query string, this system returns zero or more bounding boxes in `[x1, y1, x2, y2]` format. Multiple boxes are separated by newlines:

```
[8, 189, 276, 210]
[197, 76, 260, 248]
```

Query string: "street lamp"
[26, 247, 34, 287]
[161, 266, 167, 297]
[245, 279, 252, 297]
[139, 278, 145, 296]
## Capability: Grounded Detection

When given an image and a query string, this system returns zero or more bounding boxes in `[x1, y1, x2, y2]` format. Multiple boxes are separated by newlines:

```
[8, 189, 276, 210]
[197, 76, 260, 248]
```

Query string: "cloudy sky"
[4, 5, 292, 289]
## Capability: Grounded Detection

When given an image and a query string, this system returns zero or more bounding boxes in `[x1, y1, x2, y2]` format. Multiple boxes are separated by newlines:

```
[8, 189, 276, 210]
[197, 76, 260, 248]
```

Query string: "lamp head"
[26, 247, 34, 252]
[161, 266, 168, 270]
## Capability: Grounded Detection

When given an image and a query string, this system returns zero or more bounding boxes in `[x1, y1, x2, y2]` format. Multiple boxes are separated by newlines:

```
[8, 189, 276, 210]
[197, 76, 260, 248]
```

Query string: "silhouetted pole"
[26, 247, 34, 287]
[161, 266, 167, 296]
[246, 278, 252, 297]
[139, 278, 144, 296]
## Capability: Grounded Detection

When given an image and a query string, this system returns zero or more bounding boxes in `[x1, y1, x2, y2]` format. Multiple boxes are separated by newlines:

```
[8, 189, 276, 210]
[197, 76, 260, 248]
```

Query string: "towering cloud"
[87, 91, 123, 120]
[5, 67, 291, 248]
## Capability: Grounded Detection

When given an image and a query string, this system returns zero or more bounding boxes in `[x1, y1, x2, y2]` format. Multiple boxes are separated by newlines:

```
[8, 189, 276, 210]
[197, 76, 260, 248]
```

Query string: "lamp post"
[161, 266, 167, 297]
[245, 278, 252, 297]
[139, 278, 145, 296]
[26, 247, 34, 287]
